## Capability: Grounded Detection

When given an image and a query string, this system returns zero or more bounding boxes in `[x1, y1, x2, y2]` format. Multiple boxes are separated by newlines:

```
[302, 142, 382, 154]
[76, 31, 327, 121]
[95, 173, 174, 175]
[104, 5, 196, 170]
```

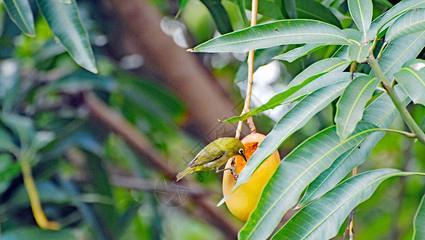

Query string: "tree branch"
[103, 0, 242, 140]
[83, 92, 238, 237]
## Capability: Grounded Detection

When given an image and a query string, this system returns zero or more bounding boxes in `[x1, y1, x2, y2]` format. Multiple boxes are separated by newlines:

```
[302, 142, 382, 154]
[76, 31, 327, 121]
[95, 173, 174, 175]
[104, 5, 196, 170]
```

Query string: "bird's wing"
[188, 145, 226, 167]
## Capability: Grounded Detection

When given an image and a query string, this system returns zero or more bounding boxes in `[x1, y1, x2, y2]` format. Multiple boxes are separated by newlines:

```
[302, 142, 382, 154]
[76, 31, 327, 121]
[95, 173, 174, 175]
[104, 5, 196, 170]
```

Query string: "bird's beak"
[241, 153, 247, 162]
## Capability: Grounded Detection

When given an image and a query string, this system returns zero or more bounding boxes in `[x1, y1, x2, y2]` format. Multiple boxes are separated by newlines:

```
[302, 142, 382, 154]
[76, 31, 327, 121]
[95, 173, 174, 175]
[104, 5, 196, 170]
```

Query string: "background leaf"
[199, 0, 233, 34]
[413, 193, 425, 240]
[294, 0, 341, 27]
[2, 228, 76, 240]
[3, 0, 35, 36]
[36, 0, 97, 73]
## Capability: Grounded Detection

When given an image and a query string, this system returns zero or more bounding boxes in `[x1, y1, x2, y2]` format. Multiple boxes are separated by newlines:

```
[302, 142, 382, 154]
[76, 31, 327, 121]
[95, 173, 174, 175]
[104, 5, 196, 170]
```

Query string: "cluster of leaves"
[0, 0, 222, 239]
[191, 0, 425, 239]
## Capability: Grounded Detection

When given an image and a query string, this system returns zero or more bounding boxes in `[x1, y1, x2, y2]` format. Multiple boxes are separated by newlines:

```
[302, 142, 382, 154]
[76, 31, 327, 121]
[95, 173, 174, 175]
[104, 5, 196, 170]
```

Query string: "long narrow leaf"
[290, 58, 350, 85]
[274, 44, 326, 62]
[234, 83, 348, 190]
[386, 9, 425, 42]
[394, 59, 425, 105]
[348, 0, 373, 38]
[36, 0, 98, 73]
[3, 0, 35, 36]
[368, 0, 425, 38]
[300, 89, 408, 205]
[272, 169, 424, 240]
[191, 19, 354, 53]
[200, 0, 233, 34]
[295, 0, 341, 27]
[380, 31, 425, 79]
[238, 122, 378, 240]
[335, 76, 379, 139]
[226, 72, 356, 123]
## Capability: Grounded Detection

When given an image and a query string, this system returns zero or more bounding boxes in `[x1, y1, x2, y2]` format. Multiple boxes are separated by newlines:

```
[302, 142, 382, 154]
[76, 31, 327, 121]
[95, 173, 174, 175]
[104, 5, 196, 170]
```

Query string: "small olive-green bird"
[176, 137, 246, 181]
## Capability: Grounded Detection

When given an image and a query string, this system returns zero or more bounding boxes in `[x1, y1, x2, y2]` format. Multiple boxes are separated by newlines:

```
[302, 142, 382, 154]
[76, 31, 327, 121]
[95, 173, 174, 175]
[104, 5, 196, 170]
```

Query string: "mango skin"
[222, 133, 280, 221]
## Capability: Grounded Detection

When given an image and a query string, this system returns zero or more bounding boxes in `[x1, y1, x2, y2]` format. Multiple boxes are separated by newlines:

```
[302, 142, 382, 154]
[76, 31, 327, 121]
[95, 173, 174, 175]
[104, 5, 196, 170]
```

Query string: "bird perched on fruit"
[176, 137, 246, 181]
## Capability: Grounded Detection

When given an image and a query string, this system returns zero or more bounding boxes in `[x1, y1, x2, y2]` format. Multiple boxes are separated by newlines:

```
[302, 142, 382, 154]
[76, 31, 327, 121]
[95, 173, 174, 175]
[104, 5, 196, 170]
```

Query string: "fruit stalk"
[235, 0, 258, 139]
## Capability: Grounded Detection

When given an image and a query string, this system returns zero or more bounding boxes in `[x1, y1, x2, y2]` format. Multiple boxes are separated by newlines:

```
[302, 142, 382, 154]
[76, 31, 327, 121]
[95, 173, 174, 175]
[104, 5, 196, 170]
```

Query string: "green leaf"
[283, 0, 297, 18]
[2, 228, 77, 240]
[0, 154, 20, 194]
[36, 0, 98, 73]
[386, 9, 425, 42]
[3, 0, 35, 36]
[1, 113, 34, 148]
[348, 0, 373, 38]
[300, 90, 407, 205]
[191, 19, 354, 53]
[200, 0, 233, 34]
[294, 0, 341, 27]
[335, 76, 379, 139]
[230, 0, 284, 19]
[272, 169, 424, 240]
[226, 72, 355, 123]
[273, 44, 326, 62]
[0, 127, 17, 152]
[368, 0, 425, 38]
[380, 31, 425, 79]
[394, 59, 425, 105]
[345, 29, 370, 63]
[234, 83, 348, 189]
[290, 57, 350, 85]
[178, 0, 188, 10]
[38, 71, 116, 96]
[238, 122, 377, 240]
[413, 193, 425, 240]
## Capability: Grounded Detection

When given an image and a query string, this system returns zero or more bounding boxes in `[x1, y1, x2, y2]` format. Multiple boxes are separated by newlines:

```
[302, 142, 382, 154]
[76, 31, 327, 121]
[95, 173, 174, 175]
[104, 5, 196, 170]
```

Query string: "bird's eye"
[238, 149, 244, 154]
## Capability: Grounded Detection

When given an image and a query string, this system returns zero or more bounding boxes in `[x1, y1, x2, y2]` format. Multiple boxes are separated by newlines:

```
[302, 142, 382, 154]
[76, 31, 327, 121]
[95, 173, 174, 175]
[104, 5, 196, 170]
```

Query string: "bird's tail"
[176, 168, 193, 182]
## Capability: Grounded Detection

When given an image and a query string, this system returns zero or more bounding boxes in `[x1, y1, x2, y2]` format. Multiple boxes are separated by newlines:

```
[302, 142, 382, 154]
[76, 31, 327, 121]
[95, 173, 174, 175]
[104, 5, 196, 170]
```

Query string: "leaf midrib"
[297, 172, 410, 239]
[243, 127, 375, 239]
[340, 77, 376, 137]
[383, 31, 425, 75]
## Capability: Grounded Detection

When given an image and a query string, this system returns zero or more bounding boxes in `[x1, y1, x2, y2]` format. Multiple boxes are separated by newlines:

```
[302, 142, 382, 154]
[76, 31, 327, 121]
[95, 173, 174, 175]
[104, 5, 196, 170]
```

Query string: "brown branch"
[83, 92, 238, 237]
[103, 0, 242, 140]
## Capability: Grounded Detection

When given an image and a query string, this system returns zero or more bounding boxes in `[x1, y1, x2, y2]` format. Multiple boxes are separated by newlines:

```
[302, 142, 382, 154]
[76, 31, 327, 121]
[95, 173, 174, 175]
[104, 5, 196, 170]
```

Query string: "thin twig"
[235, 0, 258, 139]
